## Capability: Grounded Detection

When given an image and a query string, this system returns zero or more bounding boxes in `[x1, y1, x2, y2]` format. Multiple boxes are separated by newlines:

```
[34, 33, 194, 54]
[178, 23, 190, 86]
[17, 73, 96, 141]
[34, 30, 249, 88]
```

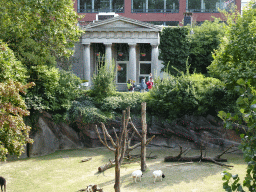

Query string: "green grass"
[0, 147, 248, 192]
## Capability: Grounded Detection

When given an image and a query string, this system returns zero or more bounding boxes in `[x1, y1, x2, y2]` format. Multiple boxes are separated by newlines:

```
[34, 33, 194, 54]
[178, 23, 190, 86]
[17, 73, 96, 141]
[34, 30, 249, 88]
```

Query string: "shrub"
[148, 64, 235, 120]
[99, 92, 149, 114]
[159, 27, 190, 75]
[90, 61, 116, 101]
[67, 97, 112, 124]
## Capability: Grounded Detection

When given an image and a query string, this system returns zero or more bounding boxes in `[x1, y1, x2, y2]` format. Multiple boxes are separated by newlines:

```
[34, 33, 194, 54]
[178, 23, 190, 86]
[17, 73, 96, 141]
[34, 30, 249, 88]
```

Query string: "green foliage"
[0, 42, 34, 161]
[211, 6, 256, 191]
[0, 40, 27, 84]
[219, 79, 256, 191]
[67, 97, 112, 124]
[0, 0, 83, 114]
[91, 61, 116, 101]
[207, 5, 256, 90]
[159, 27, 190, 75]
[188, 19, 225, 74]
[148, 63, 233, 119]
[99, 92, 149, 114]
[0, 80, 35, 161]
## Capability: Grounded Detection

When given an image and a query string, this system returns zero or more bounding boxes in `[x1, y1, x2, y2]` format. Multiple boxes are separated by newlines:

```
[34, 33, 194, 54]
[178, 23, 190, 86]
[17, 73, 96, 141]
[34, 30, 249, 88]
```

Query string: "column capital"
[128, 43, 136, 47]
[150, 43, 159, 48]
[104, 43, 112, 46]
[83, 43, 90, 47]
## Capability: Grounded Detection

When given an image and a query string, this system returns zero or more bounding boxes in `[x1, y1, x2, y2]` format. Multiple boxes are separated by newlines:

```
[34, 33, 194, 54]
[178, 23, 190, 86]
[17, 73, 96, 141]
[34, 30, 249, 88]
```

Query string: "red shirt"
[146, 81, 153, 89]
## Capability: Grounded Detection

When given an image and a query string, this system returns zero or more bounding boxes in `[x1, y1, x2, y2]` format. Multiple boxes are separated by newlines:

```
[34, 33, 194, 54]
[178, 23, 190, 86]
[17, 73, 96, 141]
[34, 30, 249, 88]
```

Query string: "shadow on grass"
[95, 148, 245, 191]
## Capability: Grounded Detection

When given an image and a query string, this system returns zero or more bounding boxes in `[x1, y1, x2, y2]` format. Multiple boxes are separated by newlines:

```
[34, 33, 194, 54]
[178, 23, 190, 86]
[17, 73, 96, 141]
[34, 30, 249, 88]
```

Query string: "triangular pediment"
[83, 16, 162, 32]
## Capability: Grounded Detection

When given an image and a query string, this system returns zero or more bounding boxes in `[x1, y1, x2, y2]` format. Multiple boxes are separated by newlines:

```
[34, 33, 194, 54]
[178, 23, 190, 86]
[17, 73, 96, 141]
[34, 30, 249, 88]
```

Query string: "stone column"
[201, 0, 204, 12]
[151, 44, 159, 77]
[129, 43, 136, 83]
[83, 43, 91, 84]
[110, 0, 112, 11]
[104, 43, 112, 69]
[146, 0, 148, 12]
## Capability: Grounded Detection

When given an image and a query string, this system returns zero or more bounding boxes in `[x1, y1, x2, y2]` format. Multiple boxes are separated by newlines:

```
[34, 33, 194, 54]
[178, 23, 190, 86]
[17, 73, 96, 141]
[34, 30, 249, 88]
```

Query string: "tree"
[207, 3, 256, 191]
[188, 19, 225, 74]
[95, 106, 155, 191]
[0, 0, 83, 115]
[0, 41, 34, 161]
[207, 6, 256, 90]
[159, 27, 190, 75]
[95, 109, 129, 192]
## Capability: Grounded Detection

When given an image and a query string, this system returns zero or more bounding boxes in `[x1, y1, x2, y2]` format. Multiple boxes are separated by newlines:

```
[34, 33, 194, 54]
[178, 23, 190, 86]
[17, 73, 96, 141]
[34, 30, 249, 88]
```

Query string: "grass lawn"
[0, 147, 248, 192]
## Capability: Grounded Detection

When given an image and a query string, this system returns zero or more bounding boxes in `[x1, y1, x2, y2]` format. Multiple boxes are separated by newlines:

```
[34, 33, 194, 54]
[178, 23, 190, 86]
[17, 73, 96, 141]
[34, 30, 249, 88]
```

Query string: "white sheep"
[153, 170, 165, 183]
[131, 170, 143, 183]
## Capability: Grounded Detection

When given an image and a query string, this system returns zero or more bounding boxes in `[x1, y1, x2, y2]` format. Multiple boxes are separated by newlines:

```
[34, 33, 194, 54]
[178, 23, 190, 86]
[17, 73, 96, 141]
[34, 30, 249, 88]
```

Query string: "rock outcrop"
[27, 112, 83, 158]
[14, 113, 241, 159]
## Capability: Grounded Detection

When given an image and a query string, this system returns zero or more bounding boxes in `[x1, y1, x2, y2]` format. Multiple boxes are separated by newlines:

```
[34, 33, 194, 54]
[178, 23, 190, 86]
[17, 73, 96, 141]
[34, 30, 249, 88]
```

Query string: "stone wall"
[14, 112, 242, 159]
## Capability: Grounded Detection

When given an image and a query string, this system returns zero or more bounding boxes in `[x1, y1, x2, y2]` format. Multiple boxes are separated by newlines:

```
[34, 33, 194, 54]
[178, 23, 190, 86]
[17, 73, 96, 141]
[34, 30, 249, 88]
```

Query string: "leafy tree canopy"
[0, 41, 34, 161]
[159, 27, 190, 75]
[209, 3, 256, 191]
[188, 19, 225, 74]
[207, 6, 256, 90]
[0, 0, 83, 114]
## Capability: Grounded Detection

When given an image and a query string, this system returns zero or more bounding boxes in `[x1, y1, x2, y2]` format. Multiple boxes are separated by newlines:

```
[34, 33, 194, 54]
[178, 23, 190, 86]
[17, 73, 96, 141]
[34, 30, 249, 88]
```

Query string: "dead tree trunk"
[95, 108, 129, 192]
[164, 145, 234, 167]
[141, 102, 147, 172]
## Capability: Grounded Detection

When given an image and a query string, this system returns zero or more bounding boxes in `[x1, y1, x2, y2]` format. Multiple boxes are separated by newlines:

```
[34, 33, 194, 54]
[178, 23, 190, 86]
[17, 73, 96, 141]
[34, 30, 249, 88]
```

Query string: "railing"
[132, 9, 179, 13]
[78, 7, 124, 13]
[185, 8, 231, 13]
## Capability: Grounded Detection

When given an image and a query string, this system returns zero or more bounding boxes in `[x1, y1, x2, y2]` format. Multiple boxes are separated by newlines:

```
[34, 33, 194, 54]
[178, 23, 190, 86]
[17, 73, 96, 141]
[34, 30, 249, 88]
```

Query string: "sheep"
[153, 170, 165, 183]
[131, 170, 143, 183]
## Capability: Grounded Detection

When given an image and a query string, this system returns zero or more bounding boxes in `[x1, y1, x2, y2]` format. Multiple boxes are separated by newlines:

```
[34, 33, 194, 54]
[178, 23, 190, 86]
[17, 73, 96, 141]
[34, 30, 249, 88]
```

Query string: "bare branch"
[145, 135, 155, 145]
[101, 122, 117, 148]
[215, 144, 234, 159]
[127, 131, 136, 147]
[113, 127, 119, 140]
[94, 125, 115, 152]
[129, 121, 142, 139]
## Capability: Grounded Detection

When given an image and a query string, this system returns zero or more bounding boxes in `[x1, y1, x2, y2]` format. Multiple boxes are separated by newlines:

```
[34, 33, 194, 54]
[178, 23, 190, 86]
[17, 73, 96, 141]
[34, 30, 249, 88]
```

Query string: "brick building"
[74, 0, 241, 26]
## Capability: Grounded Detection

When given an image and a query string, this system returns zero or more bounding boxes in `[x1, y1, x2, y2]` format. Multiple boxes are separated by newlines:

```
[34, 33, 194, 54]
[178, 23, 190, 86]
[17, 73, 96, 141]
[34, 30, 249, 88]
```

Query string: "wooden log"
[166, 162, 193, 167]
[81, 157, 92, 162]
[164, 155, 227, 162]
[98, 160, 115, 172]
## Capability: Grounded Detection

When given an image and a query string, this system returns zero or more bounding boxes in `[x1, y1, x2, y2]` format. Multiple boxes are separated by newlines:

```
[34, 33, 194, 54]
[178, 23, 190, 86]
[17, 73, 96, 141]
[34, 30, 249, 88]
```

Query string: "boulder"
[28, 112, 83, 157]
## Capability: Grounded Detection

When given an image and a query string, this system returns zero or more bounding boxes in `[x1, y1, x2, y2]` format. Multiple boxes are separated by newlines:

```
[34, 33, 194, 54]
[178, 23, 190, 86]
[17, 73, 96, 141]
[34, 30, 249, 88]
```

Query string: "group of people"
[127, 73, 154, 92]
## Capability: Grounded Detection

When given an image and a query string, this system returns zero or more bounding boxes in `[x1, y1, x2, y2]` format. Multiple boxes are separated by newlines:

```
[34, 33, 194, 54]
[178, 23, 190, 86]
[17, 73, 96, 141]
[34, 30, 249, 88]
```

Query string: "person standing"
[127, 79, 132, 92]
[146, 77, 154, 91]
[140, 76, 147, 93]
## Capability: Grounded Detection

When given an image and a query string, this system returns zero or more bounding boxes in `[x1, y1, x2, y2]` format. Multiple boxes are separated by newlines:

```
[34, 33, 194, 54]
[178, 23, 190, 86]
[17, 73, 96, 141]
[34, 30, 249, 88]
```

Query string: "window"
[187, 0, 236, 13]
[147, 21, 179, 26]
[94, 43, 105, 75]
[132, 0, 179, 13]
[116, 63, 127, 83]
[139, 62, 151, 83]
[117, 44, 129, 61]
[78, 0, 124, 13]
[166, 0, 179, 12]
[148, 0, 164, 12]
[139, 43, 151, 61]
[140, 63, 151, 74]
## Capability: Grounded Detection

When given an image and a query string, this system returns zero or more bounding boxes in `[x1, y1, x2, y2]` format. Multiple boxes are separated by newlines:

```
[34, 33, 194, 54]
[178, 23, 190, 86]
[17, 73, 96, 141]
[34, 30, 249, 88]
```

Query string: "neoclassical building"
[73, 15, 163, 91]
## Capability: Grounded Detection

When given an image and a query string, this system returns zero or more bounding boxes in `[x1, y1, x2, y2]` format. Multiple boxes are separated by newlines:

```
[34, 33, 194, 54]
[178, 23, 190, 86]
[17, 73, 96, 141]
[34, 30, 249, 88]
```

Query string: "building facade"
[72, 0, 242, 91]
[74, 0, 241, 26]
[72, 16, 162, 91]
